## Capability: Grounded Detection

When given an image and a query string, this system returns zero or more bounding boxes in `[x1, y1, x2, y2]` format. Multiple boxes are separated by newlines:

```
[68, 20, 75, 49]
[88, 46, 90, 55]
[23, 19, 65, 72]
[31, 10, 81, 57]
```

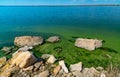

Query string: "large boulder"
[46, 36, 60, 43]
[14, 36, 43, 47]
[75, 38, 102, 51]
[10, 51, 37, 68]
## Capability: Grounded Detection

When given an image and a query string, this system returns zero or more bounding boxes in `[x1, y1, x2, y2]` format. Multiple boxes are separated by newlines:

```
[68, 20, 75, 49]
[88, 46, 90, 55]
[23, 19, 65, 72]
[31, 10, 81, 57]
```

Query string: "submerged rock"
[75, 38, 102, 51]
[1, 46, 13, 55]
[11, 51, 37, 68]
[1, 46, 12, 52]
[46, 36, 60, 43]
[14, 36, 44, 47]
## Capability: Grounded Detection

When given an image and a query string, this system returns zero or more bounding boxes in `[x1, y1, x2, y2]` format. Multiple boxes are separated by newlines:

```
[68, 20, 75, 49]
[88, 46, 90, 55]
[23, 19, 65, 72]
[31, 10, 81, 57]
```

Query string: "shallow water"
[0, 6, 120, 51]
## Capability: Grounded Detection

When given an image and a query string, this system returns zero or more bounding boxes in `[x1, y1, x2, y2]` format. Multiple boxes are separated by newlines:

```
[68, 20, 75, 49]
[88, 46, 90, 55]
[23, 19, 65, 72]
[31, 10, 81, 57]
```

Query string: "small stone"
[5, 51, 12, 55]
[67, 73, 72, 77]
[0, 57, 7, 68]
[34, 61, 43, 68]
[18, 46, 33, 51]
[59, 69, 64, 75]
[41, 54, 51, 59]
[34, 67, 39, 71]
[100, 73, 106, 77]
[118, 73, 120, 77]
[59, 60, 69, 73]
[83, 67, 100, 77]
[70, 62, 82, 72]
[39, 66, 45, 72]
[53, 65, 61, 75]
[72, 71, 83, 77]
[26, 75, 30, 77]
[47, 55, 57, 64]
[1, 46, 12, 52]
[1, 46, 13, 55]
[23, 65, 34, 71]
[47, 36, 60, 43]
[37, 70, 49, 77]
[96, 67, 104, 71]
[34, 75, 38, 77]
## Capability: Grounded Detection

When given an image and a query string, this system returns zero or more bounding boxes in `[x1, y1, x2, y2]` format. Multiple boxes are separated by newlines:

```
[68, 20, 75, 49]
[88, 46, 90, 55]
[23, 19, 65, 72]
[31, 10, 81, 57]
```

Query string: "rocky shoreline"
[0, 36, 119, 77]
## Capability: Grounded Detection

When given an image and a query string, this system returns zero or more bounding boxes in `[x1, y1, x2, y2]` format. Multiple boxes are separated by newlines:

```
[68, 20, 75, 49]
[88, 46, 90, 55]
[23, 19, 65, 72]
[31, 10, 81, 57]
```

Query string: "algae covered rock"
[1, 46, 12, 52]
[46, 36, 60, 43]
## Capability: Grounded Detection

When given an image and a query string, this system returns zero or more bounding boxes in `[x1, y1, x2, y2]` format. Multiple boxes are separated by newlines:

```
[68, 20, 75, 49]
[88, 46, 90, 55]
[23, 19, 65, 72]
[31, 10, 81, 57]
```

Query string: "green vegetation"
[0, 28, 120, 70]
[32, 36, 120, 69]
[0, 46, 19, 59]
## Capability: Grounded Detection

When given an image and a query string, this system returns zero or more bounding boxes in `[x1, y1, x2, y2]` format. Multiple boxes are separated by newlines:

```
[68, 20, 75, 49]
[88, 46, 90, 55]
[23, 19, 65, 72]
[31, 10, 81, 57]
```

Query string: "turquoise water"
[0, 6, 120, 50]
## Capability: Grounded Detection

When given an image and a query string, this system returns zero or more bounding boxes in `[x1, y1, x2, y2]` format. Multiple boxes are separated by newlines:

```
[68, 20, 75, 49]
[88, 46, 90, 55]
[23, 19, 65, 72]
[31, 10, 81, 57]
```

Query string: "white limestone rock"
[75, 38, 102, 51]
[70, 62, 82, 72]
[14, 36, 43, 47]
[41, 54, 51, 59]
[11, 51, 37, 68]
[18, 46, 33, 51]
[47, 55, 57, 64]
[59, 60, 69, 73]
[83, 67, 100, 77]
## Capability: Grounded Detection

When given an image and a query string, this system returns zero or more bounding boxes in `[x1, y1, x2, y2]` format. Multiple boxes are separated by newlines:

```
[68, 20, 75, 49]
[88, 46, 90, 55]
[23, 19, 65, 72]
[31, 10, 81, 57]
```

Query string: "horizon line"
[0, 4, 120, 7]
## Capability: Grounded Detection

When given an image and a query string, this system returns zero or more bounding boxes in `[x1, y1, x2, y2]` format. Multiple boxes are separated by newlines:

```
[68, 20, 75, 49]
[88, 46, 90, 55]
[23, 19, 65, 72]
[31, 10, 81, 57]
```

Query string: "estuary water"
[0, 6, 120, 51]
